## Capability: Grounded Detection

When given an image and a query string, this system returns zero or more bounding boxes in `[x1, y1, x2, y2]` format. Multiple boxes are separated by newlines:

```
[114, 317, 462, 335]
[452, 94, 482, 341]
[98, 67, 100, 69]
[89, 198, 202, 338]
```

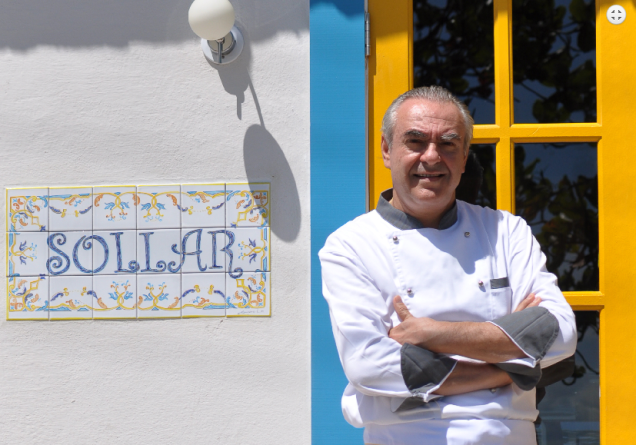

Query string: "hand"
[388, 292, 543, 359]
[514, 293, 541, 312]
[388, 295, 441, 347]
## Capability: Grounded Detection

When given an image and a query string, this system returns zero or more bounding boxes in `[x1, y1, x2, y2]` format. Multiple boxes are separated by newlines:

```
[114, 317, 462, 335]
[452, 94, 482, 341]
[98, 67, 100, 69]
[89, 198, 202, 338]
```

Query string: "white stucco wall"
[0, 1, 310, 443]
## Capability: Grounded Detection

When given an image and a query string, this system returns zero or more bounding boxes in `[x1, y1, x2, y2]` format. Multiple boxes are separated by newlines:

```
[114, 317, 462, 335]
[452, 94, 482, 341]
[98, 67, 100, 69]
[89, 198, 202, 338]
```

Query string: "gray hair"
[381, 86, 474, 152]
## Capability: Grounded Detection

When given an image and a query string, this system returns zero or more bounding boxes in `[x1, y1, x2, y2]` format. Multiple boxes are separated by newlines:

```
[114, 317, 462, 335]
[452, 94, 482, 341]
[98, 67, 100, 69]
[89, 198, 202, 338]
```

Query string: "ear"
[381, 135, 391, 169]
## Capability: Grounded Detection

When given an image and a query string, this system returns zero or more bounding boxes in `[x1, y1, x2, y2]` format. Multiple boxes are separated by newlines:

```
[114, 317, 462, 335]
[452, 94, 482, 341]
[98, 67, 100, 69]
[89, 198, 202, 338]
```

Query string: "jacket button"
[406, 288, 412, 294]
[464, 232, 470, 237]
[478, 280, 484, 287]
[392, 235, 399, 242]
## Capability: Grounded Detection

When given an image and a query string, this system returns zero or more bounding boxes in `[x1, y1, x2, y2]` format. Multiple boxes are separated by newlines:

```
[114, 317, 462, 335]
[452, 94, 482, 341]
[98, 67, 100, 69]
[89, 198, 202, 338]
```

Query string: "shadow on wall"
[211, 26, 263, 122]
[210, 27, 300, 241]
[243, 124, 301, 242]
[0, 0, 308, 50]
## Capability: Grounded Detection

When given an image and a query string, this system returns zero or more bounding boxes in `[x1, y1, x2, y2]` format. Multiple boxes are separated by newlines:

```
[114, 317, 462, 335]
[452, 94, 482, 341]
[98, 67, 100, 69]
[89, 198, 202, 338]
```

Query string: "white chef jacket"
[319, 192, 577, 445]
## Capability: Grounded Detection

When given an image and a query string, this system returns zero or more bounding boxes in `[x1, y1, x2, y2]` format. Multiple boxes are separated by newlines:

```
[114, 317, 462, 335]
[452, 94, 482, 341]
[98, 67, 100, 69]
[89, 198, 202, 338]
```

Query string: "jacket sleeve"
[486, 213, 578, 388]
[319, 234, 453, 404]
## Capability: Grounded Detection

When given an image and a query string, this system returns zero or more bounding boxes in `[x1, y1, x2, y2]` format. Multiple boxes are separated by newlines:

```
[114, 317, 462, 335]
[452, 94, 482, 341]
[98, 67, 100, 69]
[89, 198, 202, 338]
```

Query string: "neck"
[390, 193, 456, 229]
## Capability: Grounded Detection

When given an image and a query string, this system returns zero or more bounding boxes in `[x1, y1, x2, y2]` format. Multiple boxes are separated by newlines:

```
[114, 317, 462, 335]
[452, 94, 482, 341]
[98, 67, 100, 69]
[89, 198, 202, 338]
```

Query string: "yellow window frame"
[368, 0, 636, 441]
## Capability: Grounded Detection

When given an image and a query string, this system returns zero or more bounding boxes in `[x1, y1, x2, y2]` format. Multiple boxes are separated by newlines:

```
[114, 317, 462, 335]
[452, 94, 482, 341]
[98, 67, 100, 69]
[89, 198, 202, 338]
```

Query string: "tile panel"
[5, 183, 271, 320]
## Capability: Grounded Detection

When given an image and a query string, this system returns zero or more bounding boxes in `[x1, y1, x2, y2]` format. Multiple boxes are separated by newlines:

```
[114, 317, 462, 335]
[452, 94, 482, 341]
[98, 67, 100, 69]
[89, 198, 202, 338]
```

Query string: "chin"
[411, 189, 451, 206]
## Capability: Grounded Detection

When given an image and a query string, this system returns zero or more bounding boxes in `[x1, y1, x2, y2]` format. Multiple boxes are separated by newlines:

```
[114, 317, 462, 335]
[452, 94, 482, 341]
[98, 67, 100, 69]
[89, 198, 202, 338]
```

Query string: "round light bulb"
[188, 0, 235, 41]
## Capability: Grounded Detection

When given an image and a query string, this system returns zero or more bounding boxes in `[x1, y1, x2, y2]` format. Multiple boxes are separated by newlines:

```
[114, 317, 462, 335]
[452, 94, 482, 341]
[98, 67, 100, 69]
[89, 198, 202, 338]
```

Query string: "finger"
[527, 295, 542, 308]
[514, 293, 536, 312]
[393, 295, 412, 321]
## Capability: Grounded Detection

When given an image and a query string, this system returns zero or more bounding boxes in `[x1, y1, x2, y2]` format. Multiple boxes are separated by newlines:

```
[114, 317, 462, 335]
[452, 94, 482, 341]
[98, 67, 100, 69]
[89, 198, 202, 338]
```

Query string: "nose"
[420, 143, 442, 164]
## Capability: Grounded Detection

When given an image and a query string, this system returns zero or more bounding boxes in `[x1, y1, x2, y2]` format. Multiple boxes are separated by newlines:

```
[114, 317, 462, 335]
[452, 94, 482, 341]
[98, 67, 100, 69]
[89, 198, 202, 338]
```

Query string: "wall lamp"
[188, 0, 244, 65]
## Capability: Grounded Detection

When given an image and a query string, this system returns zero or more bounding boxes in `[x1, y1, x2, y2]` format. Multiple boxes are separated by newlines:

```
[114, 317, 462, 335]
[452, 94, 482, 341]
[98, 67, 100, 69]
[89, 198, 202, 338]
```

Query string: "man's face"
[382, 99, 468, 219]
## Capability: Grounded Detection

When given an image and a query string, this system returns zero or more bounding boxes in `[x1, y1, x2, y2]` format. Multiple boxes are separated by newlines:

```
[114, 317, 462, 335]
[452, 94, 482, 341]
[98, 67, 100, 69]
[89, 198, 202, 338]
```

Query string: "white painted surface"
[0, 0, 310, 443]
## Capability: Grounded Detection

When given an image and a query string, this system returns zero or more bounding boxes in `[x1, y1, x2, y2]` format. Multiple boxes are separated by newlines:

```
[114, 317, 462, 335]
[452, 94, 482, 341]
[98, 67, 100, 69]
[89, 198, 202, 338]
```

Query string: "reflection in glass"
[513, 0, 596, 123]
[515, 143, 598, 291]
[536, 311, 599, 444]
[413, 0, 495, 124]
[457, 145, 496, 208]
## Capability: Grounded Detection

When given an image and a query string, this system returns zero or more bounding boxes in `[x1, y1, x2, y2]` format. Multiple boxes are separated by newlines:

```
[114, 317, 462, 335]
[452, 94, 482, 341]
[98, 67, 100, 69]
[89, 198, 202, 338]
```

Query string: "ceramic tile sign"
[5, 183, 270, 320]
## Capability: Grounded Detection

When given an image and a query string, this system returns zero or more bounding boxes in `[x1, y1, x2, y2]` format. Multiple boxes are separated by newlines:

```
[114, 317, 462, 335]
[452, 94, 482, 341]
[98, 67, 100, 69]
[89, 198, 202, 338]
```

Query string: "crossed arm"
[389, 293, 542, 396]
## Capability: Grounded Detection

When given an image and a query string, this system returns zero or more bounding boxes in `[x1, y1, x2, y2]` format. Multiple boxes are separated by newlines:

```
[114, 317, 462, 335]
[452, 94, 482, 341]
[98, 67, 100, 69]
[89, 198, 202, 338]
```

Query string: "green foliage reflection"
[413, 0, 495, 123]
[513, 0, 596, 123]
[515, 144, 598, 291]
[413, 0, 597, 124]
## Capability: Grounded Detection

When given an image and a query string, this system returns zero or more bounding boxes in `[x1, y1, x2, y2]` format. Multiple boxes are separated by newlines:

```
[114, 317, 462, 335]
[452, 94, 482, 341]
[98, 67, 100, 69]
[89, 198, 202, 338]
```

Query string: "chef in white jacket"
[319, 86, 577, 445]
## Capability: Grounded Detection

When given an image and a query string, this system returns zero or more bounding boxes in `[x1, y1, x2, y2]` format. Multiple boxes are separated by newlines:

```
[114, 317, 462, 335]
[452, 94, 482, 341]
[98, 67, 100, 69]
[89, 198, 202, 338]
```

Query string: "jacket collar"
[376, 189, 458, 230]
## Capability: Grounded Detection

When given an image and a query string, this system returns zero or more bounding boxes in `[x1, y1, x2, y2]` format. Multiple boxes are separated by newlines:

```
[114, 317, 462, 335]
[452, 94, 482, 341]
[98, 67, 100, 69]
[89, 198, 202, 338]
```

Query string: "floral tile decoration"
[6, 187, 49, 232]
[181, 273, 226, 317]
[136, 185, 182, 230]
[93, 274, 136, 319]
[137, 274, 181, 318]
[7, 231, 49, 277]
[181, 184, 226, 228]
[226, 183, 270, 228]
[48, 187, 93, 232]
[226, 271, 270, 317]
[232, 227, 270, 273]
[93, 185, 137, 231]
[7, 276, 49, 320]
[49, 275, 93, 320]
[5, 183, 270, 320]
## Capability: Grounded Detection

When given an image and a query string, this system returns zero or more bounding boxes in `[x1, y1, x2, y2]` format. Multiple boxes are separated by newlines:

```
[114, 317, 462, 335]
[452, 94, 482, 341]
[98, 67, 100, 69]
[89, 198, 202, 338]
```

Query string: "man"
[319, 86, 577, 444]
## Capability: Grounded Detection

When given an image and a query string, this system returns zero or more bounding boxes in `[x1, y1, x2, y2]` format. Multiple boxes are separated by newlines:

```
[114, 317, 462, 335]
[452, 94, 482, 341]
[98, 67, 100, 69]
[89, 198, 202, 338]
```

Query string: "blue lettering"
[209, 229, 242, 278]
[47, 233, 70, 275]
[169, 229, 206, 273]
[72, 236, 93, 274]
[110, 232, 139, 273]
[86, 235, 109, 273]
[139, 232, 167, 272]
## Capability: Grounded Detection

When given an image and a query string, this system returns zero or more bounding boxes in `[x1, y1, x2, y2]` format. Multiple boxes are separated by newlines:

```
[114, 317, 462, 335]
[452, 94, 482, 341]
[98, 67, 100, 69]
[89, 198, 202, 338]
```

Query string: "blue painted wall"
[310, 1, 366, 443]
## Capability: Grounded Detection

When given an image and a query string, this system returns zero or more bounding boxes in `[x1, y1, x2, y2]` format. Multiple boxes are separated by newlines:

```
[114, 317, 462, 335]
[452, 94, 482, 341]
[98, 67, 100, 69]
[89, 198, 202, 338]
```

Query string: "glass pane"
[536, 311, 600, 444]
[514, 142, 598, 291]
[413, 0, 495, 124]
[512, 0, 597, 123]
[457, 144, 496, 208]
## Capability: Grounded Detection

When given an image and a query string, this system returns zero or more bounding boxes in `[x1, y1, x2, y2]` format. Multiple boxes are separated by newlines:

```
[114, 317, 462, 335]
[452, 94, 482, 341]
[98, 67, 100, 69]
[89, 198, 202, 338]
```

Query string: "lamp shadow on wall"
[243, 124, 301, 242]
[212, 26, 259, 122]
[209, 31, 300, 242]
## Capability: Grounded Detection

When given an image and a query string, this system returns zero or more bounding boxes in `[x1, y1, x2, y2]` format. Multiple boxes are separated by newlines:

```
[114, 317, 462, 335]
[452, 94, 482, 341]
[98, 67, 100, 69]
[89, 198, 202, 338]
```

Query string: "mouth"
[413, 173, 445, 179]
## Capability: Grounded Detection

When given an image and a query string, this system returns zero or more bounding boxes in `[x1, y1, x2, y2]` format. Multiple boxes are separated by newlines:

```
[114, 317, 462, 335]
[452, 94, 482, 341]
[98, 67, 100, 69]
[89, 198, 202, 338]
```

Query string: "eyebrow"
[402, 130, 428, 139]
[441, 132, 461, 142]
[402, 130, 461, 142]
